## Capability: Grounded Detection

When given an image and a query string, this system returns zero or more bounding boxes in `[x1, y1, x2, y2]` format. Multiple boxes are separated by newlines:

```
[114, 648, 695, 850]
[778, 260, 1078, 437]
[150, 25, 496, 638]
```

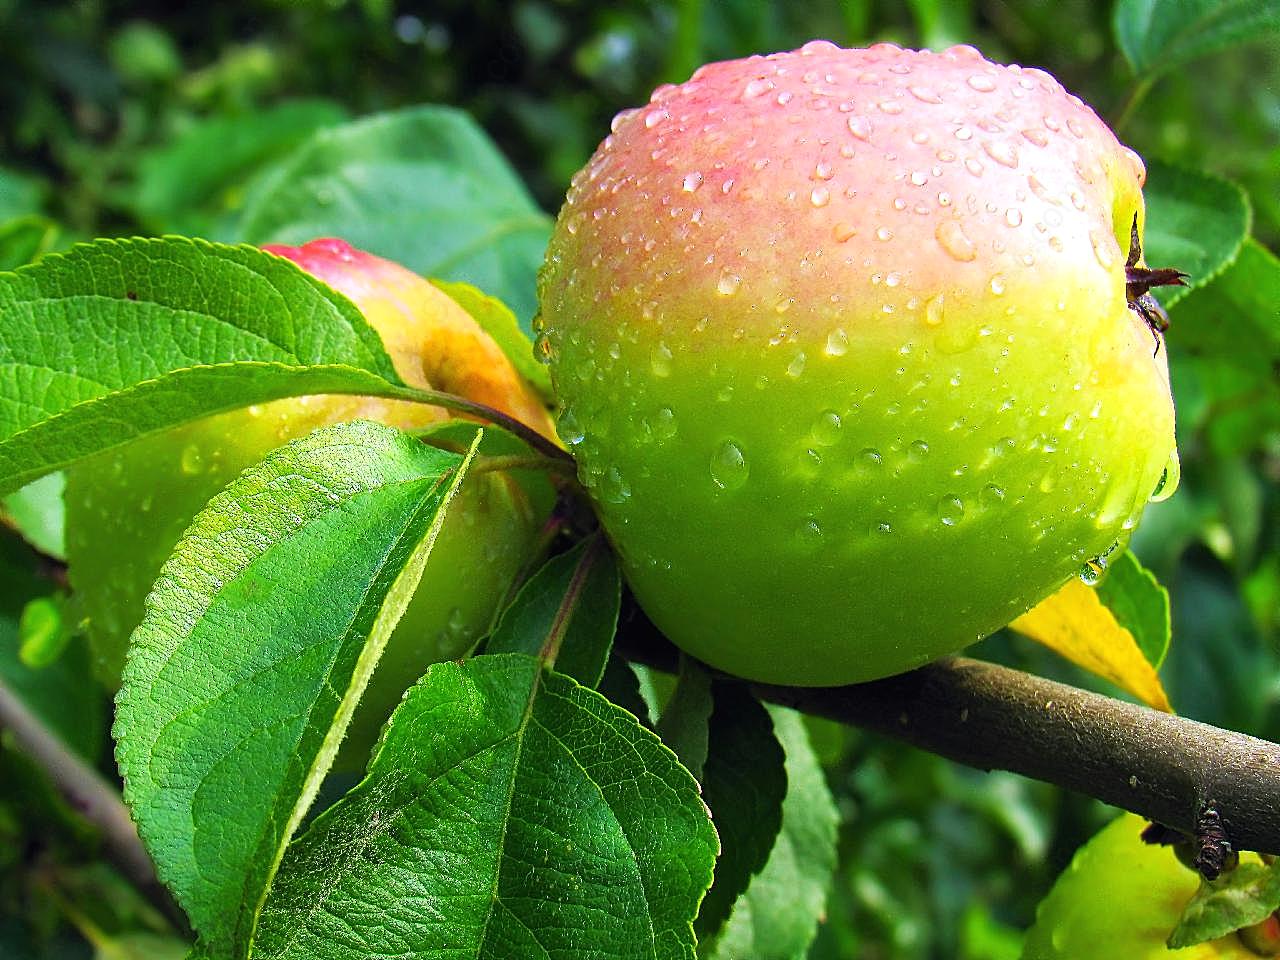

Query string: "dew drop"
[983, 140, 1018, 168]
[980, 483, 1006, 507]
[878, 99, 904, 115]
[601, 466, 631, 504]
[1090, 230, 1117, 270]
[743, 78, 775, 99]
[787, 351, 807, 378]
[825, 328, 849, 356]
[989, 275, 1006, 295]
[813, 161, 834, 180]
[935, 221, 977, 261]
[653, 406, 678, 440]
[846, 116, 873, 140]
[644, 109, 669, 128]
[682, 171, 703, 193]
[832, 221, 857, 242]
[966, 74, 997, 92]
[711, 440, 749, 491]
[795, 517, 824, 552]
[556, 407, 585, 445]
[180, 444, 205, 476]
[806, 410, 841, 446]
[1004, 208, 1023, 227]
[650, 342, 674, 377]
[1078, 561, 1103, 585]
[858, 447, 884, 468]
[810, 185, 831, 207]
[938, 495, 966, 526]
[925, 294, 946, 326]
[909, 85, 942, 103]
[1150, 450, 1181, 502]
[964, 157, 984, 177]
[908, 439, 930, 461]
[717, 272, 742, 296]
[876, 226, 894, 242]
[872, 521, 893, 535]
[1021, 128, 1050, 147]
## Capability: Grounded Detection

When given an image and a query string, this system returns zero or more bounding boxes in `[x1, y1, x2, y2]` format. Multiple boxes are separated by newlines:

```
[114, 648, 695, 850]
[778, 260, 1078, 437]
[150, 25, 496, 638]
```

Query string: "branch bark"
[616, 609, 1280, 855]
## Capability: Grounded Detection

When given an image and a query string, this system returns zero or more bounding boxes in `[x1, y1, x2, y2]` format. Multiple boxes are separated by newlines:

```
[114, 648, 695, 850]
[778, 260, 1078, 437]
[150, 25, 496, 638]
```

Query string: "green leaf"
[132, 100, 347, 234]
[237, 106, 553, 330]
[657, 655, 714, 780]
[1114, 0, 1280, 77]
[432, 278, 552, 398]
[0, 168, 44, 221]
[0, 215, 59, 271]
[254, 653, 719, 960]
[1165, 238, 1280, 455]
[599, 654, 655, 727]
[1169, 861, 1280, 948]
[0, 236, 411, 496]
[1095, 551, 1171, 669]
[114, 421, 474, 958]
[695, 682, 786, 946]
[707, 708, 839, 960]
[3, 471, 66, 559]
[486, 536, 621, 688]
[1142, 162, 1250, 307]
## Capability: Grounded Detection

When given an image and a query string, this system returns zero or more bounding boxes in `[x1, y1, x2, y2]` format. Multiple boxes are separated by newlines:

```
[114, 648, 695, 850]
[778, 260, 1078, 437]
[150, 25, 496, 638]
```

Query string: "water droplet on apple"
[825, 328, 849, 355]
[1149, 450, 1180, 502]
[556, 407, 585, 445]
[180, 444, 205, 476]
[935, 221, 976, 261]
[938, 495, 965, 525]
[710, 440, 748, 490]
[717, 272, 742, 296]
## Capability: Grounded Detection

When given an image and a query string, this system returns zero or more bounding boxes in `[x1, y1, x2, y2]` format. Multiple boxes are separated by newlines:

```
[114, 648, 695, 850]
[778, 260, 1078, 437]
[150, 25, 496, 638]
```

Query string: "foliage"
[0, 2, 1276, 959]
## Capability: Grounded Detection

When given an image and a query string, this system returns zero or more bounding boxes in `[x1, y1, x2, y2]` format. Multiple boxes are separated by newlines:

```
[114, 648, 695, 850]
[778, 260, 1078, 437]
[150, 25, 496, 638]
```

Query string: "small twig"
[470, 453, 577, 478]
[390, 385, 570, 464]
[0, 676, 189, 933]
[616, 608, 1280, 854]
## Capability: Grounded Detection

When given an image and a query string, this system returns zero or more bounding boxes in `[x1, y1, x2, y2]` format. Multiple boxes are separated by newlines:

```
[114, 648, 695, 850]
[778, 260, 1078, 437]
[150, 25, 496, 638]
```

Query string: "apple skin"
[1023, 813, 1265, 959]
[67, 239, 555, 756]
[537, 41, 1177, 686]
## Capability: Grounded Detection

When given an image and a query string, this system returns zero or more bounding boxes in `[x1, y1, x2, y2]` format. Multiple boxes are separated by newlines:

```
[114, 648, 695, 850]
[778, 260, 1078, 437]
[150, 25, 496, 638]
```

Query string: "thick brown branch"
[617, 613, 1280, 855]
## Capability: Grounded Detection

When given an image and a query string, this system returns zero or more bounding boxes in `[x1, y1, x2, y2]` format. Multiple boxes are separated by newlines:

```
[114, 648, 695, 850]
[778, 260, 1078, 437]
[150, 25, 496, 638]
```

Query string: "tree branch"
[0, 676, 189, 933]
[616, 609, 1280, 855]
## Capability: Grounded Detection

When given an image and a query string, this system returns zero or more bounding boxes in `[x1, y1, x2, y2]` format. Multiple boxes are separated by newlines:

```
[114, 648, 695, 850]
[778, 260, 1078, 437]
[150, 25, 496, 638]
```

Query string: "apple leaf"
[252, 653, 719, 960]
[656, 655, 715, 780]
[114, 421, 475, 958]
[1095, 551, 1171, 669]
[1142, 162, 1250, 307]
[1169, 860, 1280, 948]
[0, 236, 415, 496]
[3, 471, 65, 560]
[706, 708, 839, 960]
[131, 99, 347, 235]
[236, 106, 553, 331]
[1009, 577, 1173, 712]
[599, 654, 655, 727]
[1165, 238, 1280, 455]
[694, 682, 787, 947]
[1114, 0, 1280, 78]
[0, 215, 59, 271]
[486, 536, 621, 689]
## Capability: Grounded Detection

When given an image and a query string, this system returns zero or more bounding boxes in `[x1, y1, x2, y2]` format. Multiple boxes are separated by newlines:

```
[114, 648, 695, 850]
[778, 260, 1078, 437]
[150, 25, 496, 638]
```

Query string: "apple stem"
[616, 602, 1280, 855]
[394, 386, 571, 464]
[470, 453, 578, 477]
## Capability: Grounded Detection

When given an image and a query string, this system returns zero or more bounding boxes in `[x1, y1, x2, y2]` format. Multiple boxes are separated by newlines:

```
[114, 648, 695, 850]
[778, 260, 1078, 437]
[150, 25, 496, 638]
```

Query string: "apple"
[536, 41, 1178, 686]
[66, 239, 556, 757]
[1023, 813, 1270, 958]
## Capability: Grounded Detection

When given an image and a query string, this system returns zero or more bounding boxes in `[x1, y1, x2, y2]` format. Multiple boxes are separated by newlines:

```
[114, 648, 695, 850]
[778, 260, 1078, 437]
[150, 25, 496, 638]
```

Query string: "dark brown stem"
[392, 386, 570, 465]
[0, 676, 190, 933]
[616, 611, 1280, 855]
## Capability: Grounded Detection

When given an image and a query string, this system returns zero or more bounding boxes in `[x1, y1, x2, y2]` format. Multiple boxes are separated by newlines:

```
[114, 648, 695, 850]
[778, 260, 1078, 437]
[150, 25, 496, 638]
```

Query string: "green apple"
[537, 41, 1178, 685]
[1023, 813, 1270, 958]
[67, 239, 555, 758]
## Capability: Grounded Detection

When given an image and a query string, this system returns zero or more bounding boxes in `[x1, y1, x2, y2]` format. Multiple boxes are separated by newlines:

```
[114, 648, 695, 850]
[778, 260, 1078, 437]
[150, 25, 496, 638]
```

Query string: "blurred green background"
[0, 1, 1277, 957]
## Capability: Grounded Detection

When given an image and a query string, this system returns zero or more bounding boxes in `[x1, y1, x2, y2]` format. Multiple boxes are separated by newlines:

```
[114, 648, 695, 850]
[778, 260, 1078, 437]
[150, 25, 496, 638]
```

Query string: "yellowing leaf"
[1010, 579, 1174, 712]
